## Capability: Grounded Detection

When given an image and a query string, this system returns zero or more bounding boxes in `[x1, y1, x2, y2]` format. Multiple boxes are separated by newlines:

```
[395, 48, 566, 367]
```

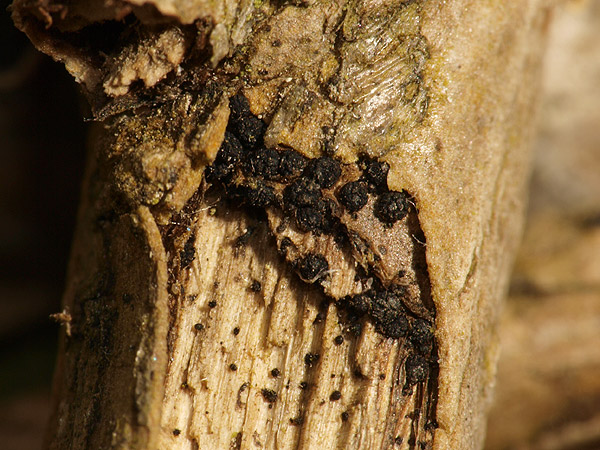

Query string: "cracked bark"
[12, 0, 553, 449]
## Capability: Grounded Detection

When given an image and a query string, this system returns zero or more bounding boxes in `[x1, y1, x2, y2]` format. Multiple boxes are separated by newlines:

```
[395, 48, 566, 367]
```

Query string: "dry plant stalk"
[12, 0, 553, 449]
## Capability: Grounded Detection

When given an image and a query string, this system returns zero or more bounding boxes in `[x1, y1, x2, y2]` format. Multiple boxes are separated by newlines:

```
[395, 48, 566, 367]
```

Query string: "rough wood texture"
[12, 0, 553, 449]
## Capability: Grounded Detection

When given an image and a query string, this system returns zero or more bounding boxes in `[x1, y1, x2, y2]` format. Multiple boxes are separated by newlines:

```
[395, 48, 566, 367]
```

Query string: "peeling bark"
[12, 0, 553, 449]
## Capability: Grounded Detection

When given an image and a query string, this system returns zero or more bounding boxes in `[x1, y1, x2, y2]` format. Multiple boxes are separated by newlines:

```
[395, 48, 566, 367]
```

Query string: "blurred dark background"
[0, 7, 86, 449]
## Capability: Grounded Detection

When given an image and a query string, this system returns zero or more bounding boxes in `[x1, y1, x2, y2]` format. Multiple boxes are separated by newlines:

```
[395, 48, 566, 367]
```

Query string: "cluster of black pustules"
[206, 95, 411, 233]
[205, 94, 433, 390]
[345, 283, 433, 392]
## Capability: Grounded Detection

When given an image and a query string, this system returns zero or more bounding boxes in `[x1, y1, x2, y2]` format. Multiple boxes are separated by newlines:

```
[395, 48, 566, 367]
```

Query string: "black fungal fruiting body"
[369, 289, 410, 339]
[363, 160, 390, 192]
[278, 150, 308, 179]
[283, 177, 321, 209]
[347, 293, 370, 315]
[329, 390, 342, 401]
[244, 181, 276, 208]
[303, 156, 341, 188]
[228, 95, 266, 149]
[279, 237, 292, 256]
[338, 181, 368, 212]
[347, 288, 411, 340]
[250, 280, 262, 292]
[408, 319, 434, 354]
[304, 353, 320, 368]
[296, 253, 329, 281]
[206, 132, 243, 182]
[270, 368, 281, 378]
[404, 354, 429, 388]
[244, 147, 280, 179]
[295, 206, 324, 233]
[374, 191, 410, 225]
[261, 388, 278, 403]
[180, 234, 196, 268]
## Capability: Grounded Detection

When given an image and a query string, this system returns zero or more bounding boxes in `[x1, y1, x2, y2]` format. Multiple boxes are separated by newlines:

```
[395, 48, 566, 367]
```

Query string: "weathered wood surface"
[12, 0, 553, 449]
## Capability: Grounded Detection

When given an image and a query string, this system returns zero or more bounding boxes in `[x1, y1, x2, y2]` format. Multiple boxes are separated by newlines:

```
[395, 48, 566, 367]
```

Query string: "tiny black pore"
[304, 353, 320, 367]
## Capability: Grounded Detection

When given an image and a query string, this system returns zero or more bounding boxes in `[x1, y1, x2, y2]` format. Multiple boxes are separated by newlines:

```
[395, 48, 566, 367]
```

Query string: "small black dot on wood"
[194, 323, 204, 331]
[172, 429, 181, 436]
[330, 390, 342, 401]
[208, 300, 217, 308]
[290, 416, 304, 426]
[261, 388, 278, 403]
[250, 280, 262, 292]
[334, 335, 344, 345]
[229, 363, 238, 371]
[271, 368, 281, 378]
[304, 352, 320, 368]
[233, 326, 240, 335]
[299, 382, 308, 390]
[341, 411, 349, 422]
